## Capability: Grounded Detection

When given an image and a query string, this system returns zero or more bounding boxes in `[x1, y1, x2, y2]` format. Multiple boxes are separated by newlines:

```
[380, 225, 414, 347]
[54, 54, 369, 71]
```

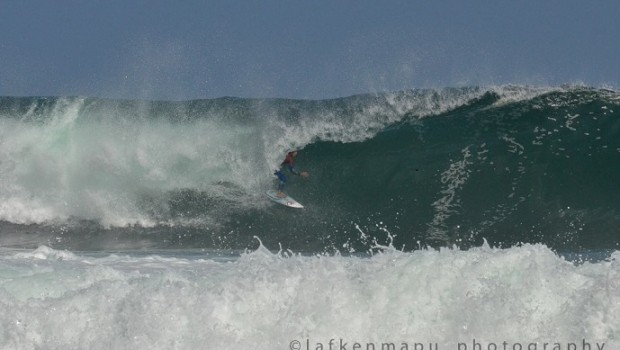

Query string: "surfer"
[274, 151, 309, 198]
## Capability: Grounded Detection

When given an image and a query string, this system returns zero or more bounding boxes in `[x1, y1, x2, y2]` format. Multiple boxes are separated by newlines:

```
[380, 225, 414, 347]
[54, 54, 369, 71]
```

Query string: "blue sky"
[1, 1, 619, 100]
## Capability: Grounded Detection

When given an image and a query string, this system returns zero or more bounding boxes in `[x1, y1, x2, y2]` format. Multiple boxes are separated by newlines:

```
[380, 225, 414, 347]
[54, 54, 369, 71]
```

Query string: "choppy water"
[0, 86, 619, 349]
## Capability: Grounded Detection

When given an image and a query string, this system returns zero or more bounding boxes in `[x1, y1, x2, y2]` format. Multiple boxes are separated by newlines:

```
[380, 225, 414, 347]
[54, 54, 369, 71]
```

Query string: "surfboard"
[266, 190, 304, 208]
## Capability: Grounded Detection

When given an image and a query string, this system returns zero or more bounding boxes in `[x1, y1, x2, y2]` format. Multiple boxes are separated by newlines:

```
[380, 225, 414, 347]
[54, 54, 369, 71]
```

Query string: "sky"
[1, 0, 619, 100]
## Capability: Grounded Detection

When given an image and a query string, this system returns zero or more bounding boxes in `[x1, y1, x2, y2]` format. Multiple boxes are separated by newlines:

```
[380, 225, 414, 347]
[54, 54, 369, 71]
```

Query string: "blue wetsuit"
[274, 169, 287, 191]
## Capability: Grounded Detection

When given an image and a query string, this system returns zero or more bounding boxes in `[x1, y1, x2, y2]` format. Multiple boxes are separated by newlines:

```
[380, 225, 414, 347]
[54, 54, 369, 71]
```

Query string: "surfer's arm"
[290, 165, 309, 178]
[288, 165, 301, 175]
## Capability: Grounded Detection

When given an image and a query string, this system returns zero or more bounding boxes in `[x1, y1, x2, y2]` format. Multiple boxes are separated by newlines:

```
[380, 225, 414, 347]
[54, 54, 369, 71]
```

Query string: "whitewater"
[0, 243, 618, 349]
[0, 85, 619, 349]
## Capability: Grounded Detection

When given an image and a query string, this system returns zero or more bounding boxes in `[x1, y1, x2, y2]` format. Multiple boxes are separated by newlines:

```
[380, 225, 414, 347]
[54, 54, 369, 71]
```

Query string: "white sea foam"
[0, 244, 617, 349]
[428, 146, 473, 240]
[0, 99, 269, 226]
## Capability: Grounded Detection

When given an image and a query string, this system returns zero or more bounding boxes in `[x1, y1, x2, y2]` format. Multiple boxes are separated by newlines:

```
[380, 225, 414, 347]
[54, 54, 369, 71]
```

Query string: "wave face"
[0, 86, 619, 251]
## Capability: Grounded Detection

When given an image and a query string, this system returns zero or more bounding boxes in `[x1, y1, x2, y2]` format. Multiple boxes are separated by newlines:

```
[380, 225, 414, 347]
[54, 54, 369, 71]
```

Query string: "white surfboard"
[266, 190, 304, 208]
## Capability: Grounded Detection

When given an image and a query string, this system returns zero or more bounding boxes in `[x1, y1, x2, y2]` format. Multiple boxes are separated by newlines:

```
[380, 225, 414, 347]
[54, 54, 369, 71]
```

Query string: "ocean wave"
[0, 86, 618, 251]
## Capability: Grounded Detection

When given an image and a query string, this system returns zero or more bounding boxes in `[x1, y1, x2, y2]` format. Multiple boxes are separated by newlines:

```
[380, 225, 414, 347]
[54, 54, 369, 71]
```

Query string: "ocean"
[0, 86, 618, 349]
